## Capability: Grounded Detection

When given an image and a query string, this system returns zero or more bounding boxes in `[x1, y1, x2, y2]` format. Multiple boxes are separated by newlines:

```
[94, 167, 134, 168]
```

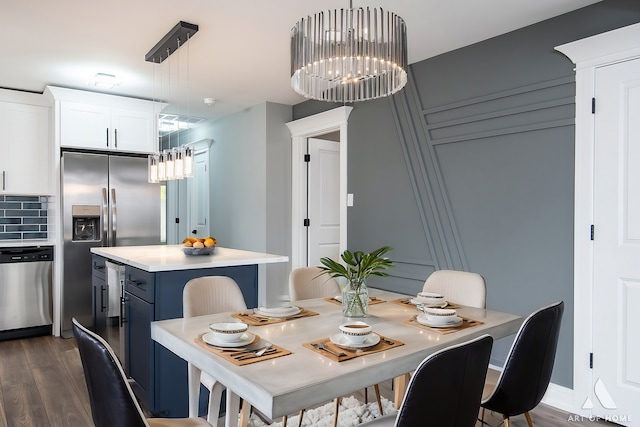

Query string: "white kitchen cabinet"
[60, 101, 155, 153]
[0, 101, 51, 195]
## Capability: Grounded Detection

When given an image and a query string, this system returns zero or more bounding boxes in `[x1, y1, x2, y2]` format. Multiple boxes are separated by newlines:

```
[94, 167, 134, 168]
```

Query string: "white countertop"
[90, 245, 288, 272]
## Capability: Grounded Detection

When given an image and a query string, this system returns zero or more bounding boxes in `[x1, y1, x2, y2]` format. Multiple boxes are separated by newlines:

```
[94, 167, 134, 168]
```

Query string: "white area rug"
[246, 396, 397, 427]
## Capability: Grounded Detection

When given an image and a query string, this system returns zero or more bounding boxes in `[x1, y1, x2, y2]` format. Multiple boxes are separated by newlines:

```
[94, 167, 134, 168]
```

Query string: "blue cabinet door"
[124, 290, 155, 411]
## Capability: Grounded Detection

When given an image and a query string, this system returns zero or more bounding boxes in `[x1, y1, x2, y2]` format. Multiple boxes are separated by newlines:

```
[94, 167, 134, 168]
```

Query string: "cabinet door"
[111, 108, 156, 154]
[124, 291, 154, 410]
[60, 101, 111, 150]
[0, 102, 51, 194]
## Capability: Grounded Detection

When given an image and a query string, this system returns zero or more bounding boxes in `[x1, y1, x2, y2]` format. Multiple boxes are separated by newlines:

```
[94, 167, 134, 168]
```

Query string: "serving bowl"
[209, 322, 248, 342]
[182, 246, 216, 256]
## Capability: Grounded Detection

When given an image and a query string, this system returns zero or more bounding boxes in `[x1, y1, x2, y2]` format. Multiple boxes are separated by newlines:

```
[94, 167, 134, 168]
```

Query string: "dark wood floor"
[0, 334, 615, 427]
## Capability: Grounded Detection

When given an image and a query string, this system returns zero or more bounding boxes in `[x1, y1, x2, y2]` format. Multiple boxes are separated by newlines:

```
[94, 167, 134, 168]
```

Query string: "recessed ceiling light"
[90, 73, 120, 89]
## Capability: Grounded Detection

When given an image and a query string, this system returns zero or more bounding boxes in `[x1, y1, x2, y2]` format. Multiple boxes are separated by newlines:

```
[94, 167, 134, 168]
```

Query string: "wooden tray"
[303, 334, 403, 362]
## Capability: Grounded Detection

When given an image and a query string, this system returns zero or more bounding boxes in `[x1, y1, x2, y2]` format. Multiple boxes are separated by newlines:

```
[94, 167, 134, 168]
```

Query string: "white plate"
[410, 298, 448, 308]
[416, 314, 462, 328]
[254, 306, 301, 318]
[330, 332, 381, 349]
[202, 331, 255, 348]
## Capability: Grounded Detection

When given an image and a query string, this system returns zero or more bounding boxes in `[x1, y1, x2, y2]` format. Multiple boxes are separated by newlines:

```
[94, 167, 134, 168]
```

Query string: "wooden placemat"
[323, 296, 386, 306]
[390, 297, 460, 309]
[303, 334, 403, 362]
[230, 307, 319, 326]
[404, 315, 483, 335]
[195, 333, 291, 366]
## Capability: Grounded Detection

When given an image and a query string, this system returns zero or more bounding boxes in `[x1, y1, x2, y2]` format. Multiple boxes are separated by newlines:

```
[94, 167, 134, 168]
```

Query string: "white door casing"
[556, 22, 640, 424]
[591, 58, 640, 424]
[188, 149, 210, 238]
[307, 138, 340, 266]
[286, 107, 353, 270]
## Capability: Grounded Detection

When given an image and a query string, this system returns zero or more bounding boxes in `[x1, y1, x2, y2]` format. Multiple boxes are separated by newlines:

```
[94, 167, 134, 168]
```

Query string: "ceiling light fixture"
[145, 21, 198, 183]
[90, 73, 119, 89]
[290, 1, 408, 102]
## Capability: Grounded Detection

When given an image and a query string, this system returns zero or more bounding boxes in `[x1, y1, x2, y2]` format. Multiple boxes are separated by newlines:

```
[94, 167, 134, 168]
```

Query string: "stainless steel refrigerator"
[61, 151, 161, 338]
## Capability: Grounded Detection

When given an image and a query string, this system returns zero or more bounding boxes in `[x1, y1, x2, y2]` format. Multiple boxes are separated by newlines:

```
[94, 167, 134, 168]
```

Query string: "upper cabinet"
[46, 86, 160, 154]
[0, 100, 51, 195]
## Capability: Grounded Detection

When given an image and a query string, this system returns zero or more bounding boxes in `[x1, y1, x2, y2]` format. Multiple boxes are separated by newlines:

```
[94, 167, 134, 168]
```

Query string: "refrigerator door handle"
[111, 188, 117, 246]
[102, 188, 109, 246]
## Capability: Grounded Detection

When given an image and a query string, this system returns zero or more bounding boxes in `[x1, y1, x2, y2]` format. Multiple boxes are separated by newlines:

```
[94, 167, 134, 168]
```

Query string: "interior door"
[187, 150, 210, 238]
[591, 57, 640, 425]
[307, 138, 340, 266]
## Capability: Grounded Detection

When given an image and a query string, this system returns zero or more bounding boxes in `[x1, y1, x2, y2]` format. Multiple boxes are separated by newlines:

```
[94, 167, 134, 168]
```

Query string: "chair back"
[422, 270, 486, 308]
[289, 266, 340, 301]
[395, 334, 493, 427]
[72, 318, 148, 427]
[183, 276, 247, 318]
[482, 301, 564, 417]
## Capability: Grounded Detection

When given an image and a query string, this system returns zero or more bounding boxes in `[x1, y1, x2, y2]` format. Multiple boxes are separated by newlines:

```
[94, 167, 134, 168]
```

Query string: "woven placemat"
[390, 297, 460, 310]
[303, 334, 403, 362]
[323, 296, 386, 306]
[404, 315, 482, 335]
[230, 307, 319, 326]
[195, 333, 291, 366]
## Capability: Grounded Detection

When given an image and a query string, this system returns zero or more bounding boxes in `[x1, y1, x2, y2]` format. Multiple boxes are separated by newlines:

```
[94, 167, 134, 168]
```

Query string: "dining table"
[150, 289, 523, 427]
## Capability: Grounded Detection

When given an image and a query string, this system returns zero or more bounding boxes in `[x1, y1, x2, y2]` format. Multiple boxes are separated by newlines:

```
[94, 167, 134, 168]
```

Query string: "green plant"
[318, 246, 394, 284]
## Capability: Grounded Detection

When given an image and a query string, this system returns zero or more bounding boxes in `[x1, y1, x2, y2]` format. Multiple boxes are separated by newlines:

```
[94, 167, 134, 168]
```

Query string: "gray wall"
[293, 0, 640, 388]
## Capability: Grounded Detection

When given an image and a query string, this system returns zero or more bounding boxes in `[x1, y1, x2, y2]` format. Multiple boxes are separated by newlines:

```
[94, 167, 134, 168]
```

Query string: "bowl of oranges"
[182, 236, 217, 256]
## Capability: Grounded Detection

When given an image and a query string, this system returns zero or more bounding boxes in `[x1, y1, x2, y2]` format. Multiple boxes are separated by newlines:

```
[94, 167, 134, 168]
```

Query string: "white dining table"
[150, 289, 522, 426]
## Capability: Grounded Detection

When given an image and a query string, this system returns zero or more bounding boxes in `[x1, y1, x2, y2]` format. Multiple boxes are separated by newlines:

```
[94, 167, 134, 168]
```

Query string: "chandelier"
[290, 4, 408, 102]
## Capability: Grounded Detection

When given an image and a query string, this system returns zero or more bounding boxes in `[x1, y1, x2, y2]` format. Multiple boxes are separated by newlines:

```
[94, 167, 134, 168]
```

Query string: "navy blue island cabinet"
[90, 245, 288, 418]
[124, 263, 258, 417]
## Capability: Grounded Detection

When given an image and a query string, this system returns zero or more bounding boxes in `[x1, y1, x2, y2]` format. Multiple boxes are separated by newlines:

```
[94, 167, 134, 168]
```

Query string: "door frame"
[556, 22, 640, 416]
[286, 106, 353, 270]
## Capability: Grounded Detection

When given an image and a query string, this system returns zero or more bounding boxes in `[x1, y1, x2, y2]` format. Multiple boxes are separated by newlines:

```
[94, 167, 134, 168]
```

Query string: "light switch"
[347, 193, 354, 207]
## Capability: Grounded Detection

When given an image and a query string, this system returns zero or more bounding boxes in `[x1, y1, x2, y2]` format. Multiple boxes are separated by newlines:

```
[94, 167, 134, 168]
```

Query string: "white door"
[591, 58, 640, 425]
[307, 138, 340, 266]
[188, 150, 210, 238]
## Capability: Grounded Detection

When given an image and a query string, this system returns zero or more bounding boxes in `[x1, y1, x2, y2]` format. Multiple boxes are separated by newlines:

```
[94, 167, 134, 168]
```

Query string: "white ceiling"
[2, 0, 600, 123]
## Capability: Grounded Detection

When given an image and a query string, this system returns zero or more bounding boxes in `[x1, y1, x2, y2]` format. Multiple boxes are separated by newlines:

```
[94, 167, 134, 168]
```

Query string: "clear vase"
[342, 279, 369, 318]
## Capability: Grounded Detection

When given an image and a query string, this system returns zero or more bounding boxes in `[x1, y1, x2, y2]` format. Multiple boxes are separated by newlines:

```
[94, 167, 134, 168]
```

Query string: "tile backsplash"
[0, 195, 49, 240]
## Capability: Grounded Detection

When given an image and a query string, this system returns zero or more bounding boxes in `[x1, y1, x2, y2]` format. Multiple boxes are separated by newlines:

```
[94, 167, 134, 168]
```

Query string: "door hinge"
[304, 154, 311, 162]
[590, 352, 593, 369]
[175, 218, 180, 224]
[303, 218, 310, 227]
[590, 224, 594, 240]
[592, 98, 596, 114]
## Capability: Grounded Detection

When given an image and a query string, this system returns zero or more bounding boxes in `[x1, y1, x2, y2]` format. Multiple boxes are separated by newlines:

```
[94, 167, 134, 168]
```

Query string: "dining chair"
[422, 269, 487, 308]
[289, 266, 340, 300]
[359, 334, 494, 427]
[183, 276, 249, 426]
[480, 301, 564, 427]
[288, 266, 382, 427]
[72, 318, 212, 427]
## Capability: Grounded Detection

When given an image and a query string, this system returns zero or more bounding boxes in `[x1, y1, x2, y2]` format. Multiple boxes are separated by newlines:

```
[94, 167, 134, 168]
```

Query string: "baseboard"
[488, 364, 576, 415]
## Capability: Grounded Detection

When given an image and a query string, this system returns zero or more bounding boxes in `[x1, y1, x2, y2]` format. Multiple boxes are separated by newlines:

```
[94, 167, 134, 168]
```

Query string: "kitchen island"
[90, 244, 288, 417]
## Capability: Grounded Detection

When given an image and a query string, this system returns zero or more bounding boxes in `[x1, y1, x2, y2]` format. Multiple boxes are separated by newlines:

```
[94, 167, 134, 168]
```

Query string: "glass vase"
[342, 278, 369, 318]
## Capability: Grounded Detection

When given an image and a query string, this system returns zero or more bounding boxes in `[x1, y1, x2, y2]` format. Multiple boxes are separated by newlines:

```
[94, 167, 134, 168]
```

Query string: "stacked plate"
[254, 306, 301, 318]
[416, 307, 462, 328]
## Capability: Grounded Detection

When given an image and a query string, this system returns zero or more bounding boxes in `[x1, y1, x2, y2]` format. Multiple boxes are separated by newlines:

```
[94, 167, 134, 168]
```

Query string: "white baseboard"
[488, 364, 577, 415]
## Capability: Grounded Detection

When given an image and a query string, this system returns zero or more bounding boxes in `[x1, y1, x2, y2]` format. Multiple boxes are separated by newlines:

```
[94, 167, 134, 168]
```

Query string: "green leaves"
[318, 246, 394, 282]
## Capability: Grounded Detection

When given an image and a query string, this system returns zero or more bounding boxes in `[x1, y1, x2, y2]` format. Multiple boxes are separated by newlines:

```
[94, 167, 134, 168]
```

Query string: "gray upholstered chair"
[183, 276, 248, 425]
[72, 317, 212, 427]
[359, 334, 494, 427]
[422, 269, 486, 308]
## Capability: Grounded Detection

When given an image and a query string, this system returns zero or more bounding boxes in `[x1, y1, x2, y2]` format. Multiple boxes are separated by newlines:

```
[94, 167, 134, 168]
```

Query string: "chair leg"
[374, 384, 383, 415]
[239, 400, 252, 427]
[333, 397, 340, 427]
[297, 409, 305, 427]
[207, 382, 225, 424]
[282, 415, 287, 426]
[504, 416, 510, 427]
[524, 412, 534, 427]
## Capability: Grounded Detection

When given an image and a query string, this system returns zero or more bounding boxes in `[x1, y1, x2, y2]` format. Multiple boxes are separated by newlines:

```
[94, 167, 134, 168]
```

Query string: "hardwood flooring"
[0, 335, 616, 427]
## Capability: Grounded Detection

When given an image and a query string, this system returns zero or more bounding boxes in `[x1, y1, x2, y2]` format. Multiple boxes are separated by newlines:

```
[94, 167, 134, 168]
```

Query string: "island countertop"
[90, 245, 289, 272]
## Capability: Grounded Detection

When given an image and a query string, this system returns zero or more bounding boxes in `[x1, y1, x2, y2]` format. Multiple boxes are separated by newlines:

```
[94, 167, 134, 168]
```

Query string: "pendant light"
[290, 2, 408, 102]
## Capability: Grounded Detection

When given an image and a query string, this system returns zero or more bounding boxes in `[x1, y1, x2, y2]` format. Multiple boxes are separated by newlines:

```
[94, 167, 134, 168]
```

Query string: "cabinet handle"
[94, 265, 105, 271]
[2, 171, 5, 191]
[106, 128, 109, 147]
[100, 285, 107, 313]
[127, 279, 144, 287]
[114, 128, 118, 148]
[120, 294, 127, 326]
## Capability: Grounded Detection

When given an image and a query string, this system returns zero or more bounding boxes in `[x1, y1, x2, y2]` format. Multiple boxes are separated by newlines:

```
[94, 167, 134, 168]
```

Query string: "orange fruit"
[204, 237, 216, 247]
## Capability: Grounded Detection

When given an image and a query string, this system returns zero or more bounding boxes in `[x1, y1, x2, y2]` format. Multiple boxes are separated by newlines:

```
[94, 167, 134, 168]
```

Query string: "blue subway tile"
[23, 217, 47, 225]
[23, 203, 43, 209]
[0, 233, 21, 240]
[5, 196, 40, 202]
[0, 202, 22, 209]
[5, 210, 39, 216]
[23, 232, 47, 239]
[0, 218, 21, 224]
[40, 210, 48, 217]
[7, 225, 40, 232]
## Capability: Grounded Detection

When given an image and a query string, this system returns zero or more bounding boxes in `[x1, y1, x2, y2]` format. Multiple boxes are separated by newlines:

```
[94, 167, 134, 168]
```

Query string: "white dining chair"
[183, 276, 248, 426]
[288, 266, 383, 427]
[422, 269, 486, 308]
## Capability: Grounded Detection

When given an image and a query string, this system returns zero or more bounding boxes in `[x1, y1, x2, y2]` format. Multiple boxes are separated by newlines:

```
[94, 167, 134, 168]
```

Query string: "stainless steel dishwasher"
[0, 246, 54, 340]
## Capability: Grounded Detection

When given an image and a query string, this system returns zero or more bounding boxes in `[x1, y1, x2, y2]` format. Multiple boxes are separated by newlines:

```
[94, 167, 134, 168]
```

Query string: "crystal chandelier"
[290, 4, 408, 102]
